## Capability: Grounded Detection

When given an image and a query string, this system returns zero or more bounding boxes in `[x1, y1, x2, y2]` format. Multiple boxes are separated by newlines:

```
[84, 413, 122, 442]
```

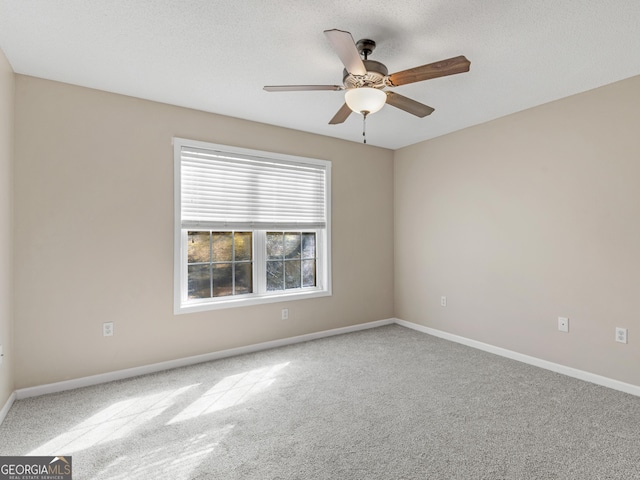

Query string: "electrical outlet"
[558, 317, 569, 333]
[281, 308, 289, 320]
[103, 322, 114, 337]
[440, 296, 447, 307]
[616, 327, 628, 344]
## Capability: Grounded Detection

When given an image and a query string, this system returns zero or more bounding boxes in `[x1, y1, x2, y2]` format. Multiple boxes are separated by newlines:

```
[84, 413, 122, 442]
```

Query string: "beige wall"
[0, 48, 14, 407]
[13, 75, 395, 389]
[395, 75, 640, 386]
[11, 68, 640, 392]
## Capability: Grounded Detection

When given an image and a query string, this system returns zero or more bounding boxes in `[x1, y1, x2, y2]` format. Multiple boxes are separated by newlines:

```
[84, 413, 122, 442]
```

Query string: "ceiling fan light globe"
[345, 87, 386, 115]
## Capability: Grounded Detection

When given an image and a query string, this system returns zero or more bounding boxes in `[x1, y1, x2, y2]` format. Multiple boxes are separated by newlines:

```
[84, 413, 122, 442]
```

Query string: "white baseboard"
[394, 318, 640, 398]
[15, 318, 395, 400]
[0, 391, 16, 425]
[8, 315, 638, 409]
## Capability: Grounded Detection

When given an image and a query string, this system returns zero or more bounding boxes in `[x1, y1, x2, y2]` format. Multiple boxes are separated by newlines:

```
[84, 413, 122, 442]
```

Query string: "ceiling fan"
[264, 29, 471, 140]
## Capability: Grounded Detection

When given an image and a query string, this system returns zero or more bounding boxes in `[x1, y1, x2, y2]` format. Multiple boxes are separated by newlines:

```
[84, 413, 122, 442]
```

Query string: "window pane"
[284, 233, 301, 259]
[235, 263, 253, 295]
[213, 232, 233, 262]
[267, 232, 283, 259]
[303, 259, 316, 287]
[188, 264, 210, 299]
[234, 232, 252, 261]
[266, 260, 284, 291]
[213, 263, 233, 297]
[285, 260, 301, 289]
[188, 232, 210, 264]
[302, 233, 316, 259]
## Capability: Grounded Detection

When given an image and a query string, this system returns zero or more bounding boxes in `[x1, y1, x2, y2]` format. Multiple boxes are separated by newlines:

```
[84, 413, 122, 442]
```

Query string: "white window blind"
[180, 146, 327, 230]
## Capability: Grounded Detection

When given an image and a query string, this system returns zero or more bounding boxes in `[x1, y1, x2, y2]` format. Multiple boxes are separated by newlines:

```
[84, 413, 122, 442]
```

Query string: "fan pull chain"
[362, 111, 368, 144]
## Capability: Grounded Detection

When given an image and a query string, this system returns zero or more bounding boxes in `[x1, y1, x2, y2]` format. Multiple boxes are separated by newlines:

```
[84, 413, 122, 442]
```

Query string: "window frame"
[174, 138, 331, 314]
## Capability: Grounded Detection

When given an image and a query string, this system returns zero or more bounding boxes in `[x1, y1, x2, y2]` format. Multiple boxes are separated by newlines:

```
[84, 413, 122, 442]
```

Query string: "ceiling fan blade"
[324, 29, 367, 76]
[329, 103, 352, 125]
[385, 91, 434, 117]
[387, 55, 470, 87]
[264, 85, 343, 92]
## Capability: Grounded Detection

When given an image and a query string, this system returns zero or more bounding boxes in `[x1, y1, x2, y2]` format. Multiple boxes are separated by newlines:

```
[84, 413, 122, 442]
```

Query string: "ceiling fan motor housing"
[343, 60, 388, 89]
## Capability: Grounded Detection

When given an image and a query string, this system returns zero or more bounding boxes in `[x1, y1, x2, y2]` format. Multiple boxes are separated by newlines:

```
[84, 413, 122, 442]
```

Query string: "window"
[174, 138, 331, 313]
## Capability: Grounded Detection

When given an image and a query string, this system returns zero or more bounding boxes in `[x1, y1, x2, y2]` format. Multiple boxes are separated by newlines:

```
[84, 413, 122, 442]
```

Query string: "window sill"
[174, 288, 332, 315]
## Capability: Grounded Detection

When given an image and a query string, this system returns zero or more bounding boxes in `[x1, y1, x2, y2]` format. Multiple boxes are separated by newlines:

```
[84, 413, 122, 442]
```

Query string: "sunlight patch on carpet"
[28, 384, 198, 455]
[92, 426, 234, 480]
[167, 362, 290, 425]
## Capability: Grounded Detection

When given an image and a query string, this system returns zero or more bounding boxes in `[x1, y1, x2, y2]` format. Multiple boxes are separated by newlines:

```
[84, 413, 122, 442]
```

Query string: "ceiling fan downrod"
[356, 38, 376, 61]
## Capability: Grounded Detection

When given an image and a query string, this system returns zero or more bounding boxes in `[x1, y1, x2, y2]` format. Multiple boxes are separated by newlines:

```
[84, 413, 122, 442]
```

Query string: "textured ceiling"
[1, 1, 640, 149]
